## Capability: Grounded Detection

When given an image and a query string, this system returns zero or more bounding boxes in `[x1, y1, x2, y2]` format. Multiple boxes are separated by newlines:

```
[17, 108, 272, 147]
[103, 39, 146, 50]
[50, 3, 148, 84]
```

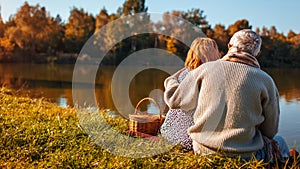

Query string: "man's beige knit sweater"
[164, 60, 279, 157]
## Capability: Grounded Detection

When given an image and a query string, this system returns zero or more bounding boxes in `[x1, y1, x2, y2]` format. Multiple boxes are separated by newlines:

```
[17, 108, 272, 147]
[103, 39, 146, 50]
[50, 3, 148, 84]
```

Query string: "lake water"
[0, 63, 299, 149]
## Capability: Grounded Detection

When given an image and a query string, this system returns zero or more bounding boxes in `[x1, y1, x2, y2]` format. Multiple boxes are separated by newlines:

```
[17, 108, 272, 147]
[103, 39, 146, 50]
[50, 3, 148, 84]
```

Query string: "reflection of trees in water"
[0, 76, 26, 89]
[95, 67, 169, 114]
[265, 68, 300, 102]
[0, 63, 74, 104]
[0, 75, 74, 105]
[95, 67, 115, 110]
[2, 64, 300, 109]
[280, 88, 300, 102]
[0, 63, 74, 83]
[129, 69, 169, 113]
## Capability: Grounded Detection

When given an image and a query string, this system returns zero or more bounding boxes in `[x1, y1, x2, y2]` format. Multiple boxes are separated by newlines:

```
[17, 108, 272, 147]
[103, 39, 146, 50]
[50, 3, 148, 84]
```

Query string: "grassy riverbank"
[0, 88, 298, 168]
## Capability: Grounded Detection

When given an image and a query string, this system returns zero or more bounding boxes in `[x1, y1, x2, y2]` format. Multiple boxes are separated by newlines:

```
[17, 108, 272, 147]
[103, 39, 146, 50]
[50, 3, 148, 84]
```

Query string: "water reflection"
[278, 98, 300, 147]
[265, 68, 300, 102]
[57, 95, 68, 108]
[1, 64, 299, 105]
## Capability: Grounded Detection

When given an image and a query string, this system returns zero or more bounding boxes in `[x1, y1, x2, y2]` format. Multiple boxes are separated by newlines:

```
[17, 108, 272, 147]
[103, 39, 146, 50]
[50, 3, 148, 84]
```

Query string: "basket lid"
[129, 114, 161, 123]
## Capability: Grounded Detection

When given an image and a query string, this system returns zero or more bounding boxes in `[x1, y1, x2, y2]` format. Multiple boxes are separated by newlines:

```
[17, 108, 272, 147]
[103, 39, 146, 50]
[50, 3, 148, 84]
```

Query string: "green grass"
[0, 87, 298, 168]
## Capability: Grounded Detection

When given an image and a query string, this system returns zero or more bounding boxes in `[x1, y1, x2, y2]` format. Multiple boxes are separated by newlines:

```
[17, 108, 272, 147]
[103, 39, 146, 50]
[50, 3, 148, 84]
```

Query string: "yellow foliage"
[0, 37, 15, 52]
[166, 37, 177, 53]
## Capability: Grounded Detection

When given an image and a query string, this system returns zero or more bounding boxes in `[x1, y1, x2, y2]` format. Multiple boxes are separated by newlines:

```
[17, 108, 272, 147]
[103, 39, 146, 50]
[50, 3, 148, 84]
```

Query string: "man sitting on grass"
[164, 29, 290, 163]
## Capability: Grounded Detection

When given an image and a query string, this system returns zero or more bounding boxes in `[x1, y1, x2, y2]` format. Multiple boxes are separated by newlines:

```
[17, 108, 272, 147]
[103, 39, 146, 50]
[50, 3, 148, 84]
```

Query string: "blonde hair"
[185, 37, 220, 70]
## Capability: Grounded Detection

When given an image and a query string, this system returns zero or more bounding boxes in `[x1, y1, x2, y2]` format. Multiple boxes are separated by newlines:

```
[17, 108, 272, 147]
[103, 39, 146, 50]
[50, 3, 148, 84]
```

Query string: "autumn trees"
[0, 1, 299, 67]
[2, 2, 63, 62]
[64, 8, 95, 53]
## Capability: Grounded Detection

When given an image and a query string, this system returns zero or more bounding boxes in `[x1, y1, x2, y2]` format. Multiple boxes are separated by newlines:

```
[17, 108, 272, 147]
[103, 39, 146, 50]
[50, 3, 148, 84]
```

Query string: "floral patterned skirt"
[160, 109, 194, 151]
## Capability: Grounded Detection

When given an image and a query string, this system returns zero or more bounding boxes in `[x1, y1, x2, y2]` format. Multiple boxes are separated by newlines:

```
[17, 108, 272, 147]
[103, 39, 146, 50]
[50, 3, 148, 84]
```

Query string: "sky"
[0, 0, 299, 35]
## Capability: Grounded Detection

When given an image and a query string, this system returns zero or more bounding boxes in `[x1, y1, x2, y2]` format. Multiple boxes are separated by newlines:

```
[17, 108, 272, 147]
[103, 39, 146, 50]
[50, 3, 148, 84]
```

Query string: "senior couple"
[161, 29, 290, 162]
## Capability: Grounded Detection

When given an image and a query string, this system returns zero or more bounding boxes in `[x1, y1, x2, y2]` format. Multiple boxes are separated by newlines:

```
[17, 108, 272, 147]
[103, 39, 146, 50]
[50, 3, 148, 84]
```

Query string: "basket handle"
[134, 97, 162, 119]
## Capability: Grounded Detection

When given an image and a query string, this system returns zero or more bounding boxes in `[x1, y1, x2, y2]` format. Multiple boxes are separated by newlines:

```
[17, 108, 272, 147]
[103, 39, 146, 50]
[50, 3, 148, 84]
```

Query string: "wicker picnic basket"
[129, 97, 165, 136]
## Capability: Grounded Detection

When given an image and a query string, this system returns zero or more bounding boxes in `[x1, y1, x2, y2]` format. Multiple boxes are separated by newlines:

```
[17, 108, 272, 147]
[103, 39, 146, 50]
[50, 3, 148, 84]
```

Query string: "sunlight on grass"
[0, 87, 298, 168]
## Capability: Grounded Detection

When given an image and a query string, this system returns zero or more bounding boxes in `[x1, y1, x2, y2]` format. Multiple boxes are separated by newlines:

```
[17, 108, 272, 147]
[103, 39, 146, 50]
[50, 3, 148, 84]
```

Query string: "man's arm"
[259, 84, 280, 139]
[164, 68, 201, 111]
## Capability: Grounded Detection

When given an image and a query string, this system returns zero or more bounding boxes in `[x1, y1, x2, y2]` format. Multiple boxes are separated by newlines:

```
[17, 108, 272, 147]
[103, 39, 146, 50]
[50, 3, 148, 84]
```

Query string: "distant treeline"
[0, 0, 300, 67]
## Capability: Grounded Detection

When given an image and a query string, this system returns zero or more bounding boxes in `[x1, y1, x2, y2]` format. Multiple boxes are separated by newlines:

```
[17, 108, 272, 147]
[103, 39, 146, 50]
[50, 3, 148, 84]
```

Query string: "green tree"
[64, 7, 95, 53]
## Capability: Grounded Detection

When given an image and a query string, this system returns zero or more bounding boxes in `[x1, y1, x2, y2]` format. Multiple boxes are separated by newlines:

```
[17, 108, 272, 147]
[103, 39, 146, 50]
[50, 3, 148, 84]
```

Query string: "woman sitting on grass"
[160, 37, 220, 151]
